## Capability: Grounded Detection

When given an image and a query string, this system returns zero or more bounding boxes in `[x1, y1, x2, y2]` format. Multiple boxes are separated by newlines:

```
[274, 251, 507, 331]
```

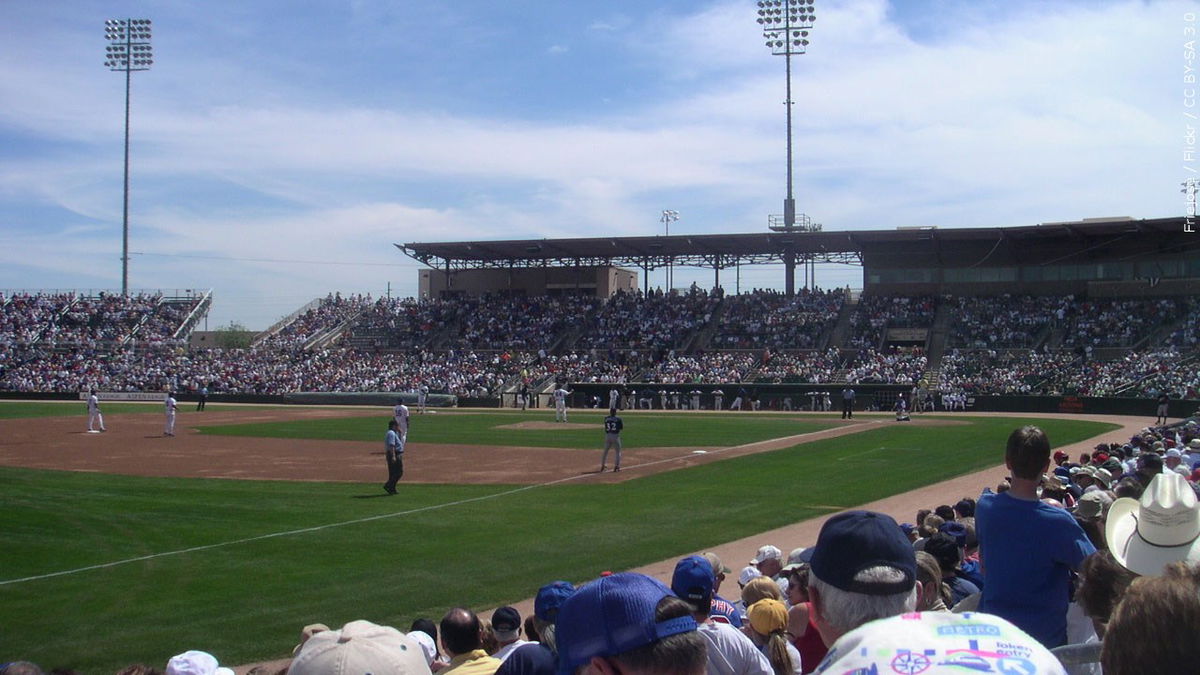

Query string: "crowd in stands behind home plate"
[846, 295, 936, 349]
[947, 294, 1065, 349]
[12, 422, 1200, 675]
[3, 290, 1200, 402]
[712, 288, 843, 350]
[577, 287, 719, 351]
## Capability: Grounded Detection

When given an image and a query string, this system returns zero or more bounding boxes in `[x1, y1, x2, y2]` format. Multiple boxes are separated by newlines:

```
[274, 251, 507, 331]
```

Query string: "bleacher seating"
[2, 290, 1197, 399]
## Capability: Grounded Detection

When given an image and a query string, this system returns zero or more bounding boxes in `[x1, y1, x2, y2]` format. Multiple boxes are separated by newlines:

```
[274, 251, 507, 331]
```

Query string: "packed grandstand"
[0, 288, 1196, 402]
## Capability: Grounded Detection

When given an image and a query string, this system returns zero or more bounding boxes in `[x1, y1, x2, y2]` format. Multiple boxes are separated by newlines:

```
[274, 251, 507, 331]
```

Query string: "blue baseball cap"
[670, 555, 714, 608]
[535, 581, 576, 623]
[938, 521, 968, 549]
[810, 510, 916, 596]
[555, 573, 696, 675]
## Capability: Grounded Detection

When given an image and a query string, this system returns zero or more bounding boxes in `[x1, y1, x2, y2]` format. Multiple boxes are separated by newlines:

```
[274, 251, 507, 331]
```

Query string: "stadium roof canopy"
[397, 216, 1192, 272]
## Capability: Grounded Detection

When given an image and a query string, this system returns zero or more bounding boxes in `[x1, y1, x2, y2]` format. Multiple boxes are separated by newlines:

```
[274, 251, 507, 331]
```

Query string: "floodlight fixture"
[104, 17, 153, 295]
[756, 0, 815, 295]
[661, 209, 680, 289]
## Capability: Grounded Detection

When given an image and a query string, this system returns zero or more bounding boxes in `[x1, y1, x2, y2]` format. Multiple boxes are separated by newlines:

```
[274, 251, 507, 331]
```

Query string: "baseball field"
[0, 401, 1120, 672]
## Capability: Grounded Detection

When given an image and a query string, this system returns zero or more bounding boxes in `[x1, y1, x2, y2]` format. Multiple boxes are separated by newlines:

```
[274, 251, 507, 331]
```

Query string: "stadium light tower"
[757, 0, 814, 295]
[661, 209, 679, 290]
[104, 18, 153, 296]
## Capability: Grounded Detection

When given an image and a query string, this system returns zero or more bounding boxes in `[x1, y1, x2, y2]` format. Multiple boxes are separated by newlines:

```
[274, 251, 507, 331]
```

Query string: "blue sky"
[0, 0, 1190, 329]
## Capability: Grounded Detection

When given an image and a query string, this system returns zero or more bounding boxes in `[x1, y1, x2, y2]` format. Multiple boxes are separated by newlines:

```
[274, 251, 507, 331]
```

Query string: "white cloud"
[0, 0, 1187, 327]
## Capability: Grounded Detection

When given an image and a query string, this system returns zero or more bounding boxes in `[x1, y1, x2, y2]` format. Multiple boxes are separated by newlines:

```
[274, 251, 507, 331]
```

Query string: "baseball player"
[163, 392, 178, 436]
[417, 384, 429, 414]
[730, 387, 747, 411]
[553, 383, 572, 422]
[600, 407, 624, 472]
[519, 383, 530, 410]
[658, 389, 668, 410]
[894, 393, 910, 422]
[393, 398, 410, 444]
[383, 419, 404, 495]
[713, 388, 724, 411]
[690, 388, 702, 410]
[86, 389, 106, 432]
[609, 387, 621, 411]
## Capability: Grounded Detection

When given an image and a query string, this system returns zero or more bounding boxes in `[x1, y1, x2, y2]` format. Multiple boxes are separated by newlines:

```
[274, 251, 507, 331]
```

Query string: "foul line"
[0, 425, 845, 587]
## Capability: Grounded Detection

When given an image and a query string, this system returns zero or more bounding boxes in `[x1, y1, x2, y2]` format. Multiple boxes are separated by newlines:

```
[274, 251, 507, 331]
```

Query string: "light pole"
[661, 209, 679, 291]
[105, 18, 153, 296]
[757, 0, 814, 295]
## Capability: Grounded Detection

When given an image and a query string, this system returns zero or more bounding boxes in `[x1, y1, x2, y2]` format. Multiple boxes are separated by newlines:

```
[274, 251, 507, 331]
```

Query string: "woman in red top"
[783, 563, 828, 674]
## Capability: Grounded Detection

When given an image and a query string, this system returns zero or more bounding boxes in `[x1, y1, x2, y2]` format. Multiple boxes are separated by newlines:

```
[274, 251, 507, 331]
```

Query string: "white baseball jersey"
[554, 388, 569, 405]
[393, 403, 410, 431]
[88, 394, 100, 414]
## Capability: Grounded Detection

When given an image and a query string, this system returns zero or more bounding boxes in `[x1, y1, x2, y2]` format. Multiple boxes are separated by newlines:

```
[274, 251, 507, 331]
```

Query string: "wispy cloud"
[0, 0, 1186, 326]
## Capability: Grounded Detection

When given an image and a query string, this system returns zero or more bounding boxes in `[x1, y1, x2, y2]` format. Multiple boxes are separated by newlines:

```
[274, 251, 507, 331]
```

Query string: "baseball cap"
[738, 566, 763, 586]
[781, 547, 813, 573]
[287, 620, 431, 675]
[750, 545, 782, 565]
[555, 573, 697, 675]
[702, 551, 732, 575]
[746, 598, 788, 636]
[166, 651, 234, 675]
[406, 630, 438, 666]
[535, 581, 577, 623]
[812, 612, 1066, 674]
[938, 521, 968, 549]
[671, 555, 715, 608]
[809, 510, 916, 595]
[1167, 448, 1182, 458]
[492, 606, 522, 636]
[1073, 490, 1114, 521]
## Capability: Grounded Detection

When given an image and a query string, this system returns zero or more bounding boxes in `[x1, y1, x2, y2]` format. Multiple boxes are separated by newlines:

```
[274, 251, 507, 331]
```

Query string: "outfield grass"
[198, 409, 839, 448]
[0, 409, 1118, 672]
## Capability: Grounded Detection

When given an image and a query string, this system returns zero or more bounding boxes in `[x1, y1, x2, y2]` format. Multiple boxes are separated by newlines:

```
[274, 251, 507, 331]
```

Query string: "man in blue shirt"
[976, 425, 1096, 647]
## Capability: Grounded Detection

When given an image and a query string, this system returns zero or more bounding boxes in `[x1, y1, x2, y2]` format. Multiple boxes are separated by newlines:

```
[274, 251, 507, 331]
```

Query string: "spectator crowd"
[2, 290, 1198, 403]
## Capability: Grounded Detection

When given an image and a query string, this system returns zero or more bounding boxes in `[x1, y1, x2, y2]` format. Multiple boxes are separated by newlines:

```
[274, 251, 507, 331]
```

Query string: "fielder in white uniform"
[417, 384, 429, 414]
[393, 399, 410, 444]
[609, 387, 621, 410]
[553, 385, 571, 422]
[164, 392, 178, 436]
[690, 389, 702, 410]
[87, 390, 106, 432]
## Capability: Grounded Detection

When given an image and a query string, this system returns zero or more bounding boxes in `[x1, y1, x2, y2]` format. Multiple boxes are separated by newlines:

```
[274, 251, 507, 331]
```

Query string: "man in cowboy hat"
[1105, 472, 1200, 576]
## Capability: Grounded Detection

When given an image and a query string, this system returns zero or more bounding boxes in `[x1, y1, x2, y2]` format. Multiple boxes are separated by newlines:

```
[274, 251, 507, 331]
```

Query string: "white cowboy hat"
[1105, 472, 1200, 576]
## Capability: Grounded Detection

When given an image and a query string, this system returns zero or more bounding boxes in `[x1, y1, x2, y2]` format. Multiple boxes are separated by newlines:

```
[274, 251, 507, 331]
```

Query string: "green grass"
[198, 410, 838, 448]
[0, 410, 1118, 672]
[0, 400, 176, 418]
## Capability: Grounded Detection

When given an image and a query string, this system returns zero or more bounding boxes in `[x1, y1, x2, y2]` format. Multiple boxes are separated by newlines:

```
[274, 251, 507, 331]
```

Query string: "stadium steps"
[826, 298, 857, 349]
[925, 301, 952, 364]
[252, 297, 321, 347]
[686, 297, 725, 352]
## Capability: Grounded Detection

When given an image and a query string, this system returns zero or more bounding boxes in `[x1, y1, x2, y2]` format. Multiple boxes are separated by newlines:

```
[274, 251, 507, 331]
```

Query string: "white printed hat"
[1105, 472, 1200, 576]
[165, 651, 234, 675]
[813, 611, 1065, 674]
[750, 545, 782, 564]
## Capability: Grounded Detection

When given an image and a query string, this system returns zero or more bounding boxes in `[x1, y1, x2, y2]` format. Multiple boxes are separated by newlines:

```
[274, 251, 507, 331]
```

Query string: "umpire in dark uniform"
[384, 419, 404, 495]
